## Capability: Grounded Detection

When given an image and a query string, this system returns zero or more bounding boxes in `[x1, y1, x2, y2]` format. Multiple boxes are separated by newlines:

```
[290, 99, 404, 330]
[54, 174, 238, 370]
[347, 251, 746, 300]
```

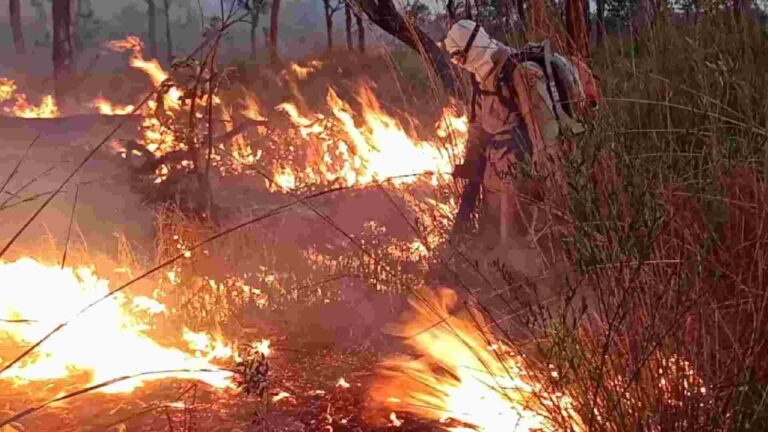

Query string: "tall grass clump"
[470, 10, 768, 431]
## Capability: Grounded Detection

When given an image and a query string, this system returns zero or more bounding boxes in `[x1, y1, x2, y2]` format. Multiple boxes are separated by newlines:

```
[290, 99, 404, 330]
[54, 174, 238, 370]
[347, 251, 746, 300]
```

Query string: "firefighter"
[443, 20, 537, 244]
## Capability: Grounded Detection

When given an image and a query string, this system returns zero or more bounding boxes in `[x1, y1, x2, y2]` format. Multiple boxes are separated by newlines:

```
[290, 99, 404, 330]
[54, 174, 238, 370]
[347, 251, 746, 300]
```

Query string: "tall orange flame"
[367, 287, 583, 432]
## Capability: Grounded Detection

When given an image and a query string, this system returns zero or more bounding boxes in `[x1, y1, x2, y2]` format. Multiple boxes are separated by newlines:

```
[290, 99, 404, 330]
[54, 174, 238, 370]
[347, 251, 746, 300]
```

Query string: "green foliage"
[403, 0, 433, 25]
[605, 0, 641, 31]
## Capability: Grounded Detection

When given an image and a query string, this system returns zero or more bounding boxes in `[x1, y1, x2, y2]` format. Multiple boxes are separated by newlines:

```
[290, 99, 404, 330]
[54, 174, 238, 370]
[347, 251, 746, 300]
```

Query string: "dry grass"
[7, 5, 768, 429]
[456, 10, 768, 432]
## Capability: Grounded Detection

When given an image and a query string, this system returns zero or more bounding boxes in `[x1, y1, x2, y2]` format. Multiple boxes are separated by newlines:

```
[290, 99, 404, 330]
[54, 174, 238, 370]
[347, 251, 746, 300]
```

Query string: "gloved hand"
[452, 163, 473, 180]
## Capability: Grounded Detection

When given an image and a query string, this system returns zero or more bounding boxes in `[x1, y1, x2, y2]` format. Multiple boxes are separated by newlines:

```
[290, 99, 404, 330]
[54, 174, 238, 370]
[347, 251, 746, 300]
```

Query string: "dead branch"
[355, 0, 460, 92]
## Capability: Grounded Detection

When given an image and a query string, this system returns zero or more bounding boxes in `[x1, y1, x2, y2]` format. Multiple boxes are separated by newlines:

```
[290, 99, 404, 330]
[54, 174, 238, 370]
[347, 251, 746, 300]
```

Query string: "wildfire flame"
[273, 83, 465, 190]
[367, 287, 583, 432]
[0, 258, 234, 394]
[0, 78, 17, 102]
[0, 78, 59, 119]
[91, 96, 136, 116]
[284, 60, 324, 81]
[106, 36, 183, 165]
[105, 36, 182, 109]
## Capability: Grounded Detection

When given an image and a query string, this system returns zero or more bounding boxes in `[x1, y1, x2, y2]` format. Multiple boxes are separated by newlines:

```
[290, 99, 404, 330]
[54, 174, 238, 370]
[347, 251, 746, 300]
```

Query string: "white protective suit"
[445, 20, 558, 247]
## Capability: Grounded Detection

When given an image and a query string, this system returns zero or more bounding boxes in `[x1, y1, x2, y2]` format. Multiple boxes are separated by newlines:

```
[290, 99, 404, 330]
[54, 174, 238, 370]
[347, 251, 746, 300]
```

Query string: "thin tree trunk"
[498, 0, 511, 29]
[250, 8, 260, 57]
[162, 0, 173, 64]
[10, 0, 25, 55]
[584, 0, 591, 36]
[345, 1, 353, 49]
[147, 0, 159, 59]
[52, 0, 73, 101]
[516, 0, 527, 32]
[269, 0, 281, 64]
[733, 0, 747, 25]
[596, 0, 605, 45]
[323, 0, 334, 51]
[74, 0, 89, 53]
[71, 0, 78, 71]
[446, 0, 456, 23]
[356, 8, 365, 53]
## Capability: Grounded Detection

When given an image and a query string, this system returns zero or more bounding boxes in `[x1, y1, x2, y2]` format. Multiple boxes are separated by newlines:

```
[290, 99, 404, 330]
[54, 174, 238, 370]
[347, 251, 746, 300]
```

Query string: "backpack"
[471, 39, 602, 140]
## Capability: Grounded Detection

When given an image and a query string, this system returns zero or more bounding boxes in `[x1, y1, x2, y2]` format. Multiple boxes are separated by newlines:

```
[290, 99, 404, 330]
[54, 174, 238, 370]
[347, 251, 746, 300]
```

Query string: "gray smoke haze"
[0, 0, 430, 82]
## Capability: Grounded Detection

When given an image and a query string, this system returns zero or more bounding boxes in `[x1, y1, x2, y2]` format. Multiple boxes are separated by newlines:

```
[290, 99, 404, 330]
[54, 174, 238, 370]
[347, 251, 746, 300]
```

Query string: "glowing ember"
[367, 287, 583, 432]
[271, 166, 298, 191]
[0, 258, 234, 393]
[389, 412, 403, 427]
[272, 391, 293, 402]
[254, 339, 271, 357]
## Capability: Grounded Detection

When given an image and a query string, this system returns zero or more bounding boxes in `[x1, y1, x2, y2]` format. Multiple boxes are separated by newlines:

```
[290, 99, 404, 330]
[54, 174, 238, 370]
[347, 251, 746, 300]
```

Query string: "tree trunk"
[356, 8, 365, 53]
[71, 0, 78, 70]
[52, 0, 74, 101]
[345, 1, 353, 49]
[10, 0, 25, 55]
[162, 0, 173, 64]
[596, 0, 605, 44]
[516, 0, 527, 32]
[584, 0, 591, 35]
[250, 8, 260, 57]
[73, 0, 91, 53]
[566, 0, 590, 57]
[498, 0, 511, 29]
[323, 0, 334, 51]
[446, 0, 457, 23]
[733, 0, 747, 25]
[269, 0, 281, 64]
[146, 0, 159, 59]
[357, 0, 456, 91]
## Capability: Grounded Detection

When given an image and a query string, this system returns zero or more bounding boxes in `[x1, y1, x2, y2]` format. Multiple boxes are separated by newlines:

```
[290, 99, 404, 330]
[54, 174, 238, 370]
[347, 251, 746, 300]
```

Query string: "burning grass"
[3, 6, 768, 432]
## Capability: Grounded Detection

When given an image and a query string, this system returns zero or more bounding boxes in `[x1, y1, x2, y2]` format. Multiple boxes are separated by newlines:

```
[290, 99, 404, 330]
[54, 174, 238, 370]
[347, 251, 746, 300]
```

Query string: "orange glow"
[273, 391, 293, 402]
[105, 36, 181, 109]
[0, 78, 17, 102]
[241, 92, 266, 121]
[367, 287, 583, 432]
[0, 79, 60, 118]
[0, 258, 235, 393]
[10, 94, 60, 118]
[273, 82, 466, 190]
[389, 412, 403, 427]
[91, 96, 136, 116]
[285, 60, 324, 81]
